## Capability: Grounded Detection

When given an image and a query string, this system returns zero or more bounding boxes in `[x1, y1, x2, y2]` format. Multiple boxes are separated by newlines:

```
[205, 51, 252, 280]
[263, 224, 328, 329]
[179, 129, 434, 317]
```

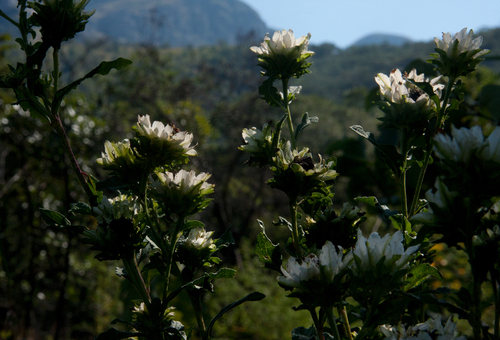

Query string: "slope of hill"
[351, 33, 412, 47]
[0, 0, 269, 47]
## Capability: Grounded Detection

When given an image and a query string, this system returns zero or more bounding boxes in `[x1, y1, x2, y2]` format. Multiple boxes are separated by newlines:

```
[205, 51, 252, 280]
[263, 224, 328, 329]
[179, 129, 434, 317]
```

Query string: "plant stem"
[338, 305, 352, 340]
[491, 270, 499, 340]
[123, 254, 151, 310]
[326, 307, 342, 340]
[409, 76, 456, 217]
[188, 291, 208, 340]
[282, 78, 297, 150]
[162, 217, 184, 310]
[400, 131, 409, 219]
[309, 308, 325, 340]
[289, 203, 302, 261]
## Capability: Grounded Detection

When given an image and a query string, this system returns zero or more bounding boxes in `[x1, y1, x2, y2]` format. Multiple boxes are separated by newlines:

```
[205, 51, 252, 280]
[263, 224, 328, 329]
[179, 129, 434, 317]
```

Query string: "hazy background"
[239, 0, 500, 48]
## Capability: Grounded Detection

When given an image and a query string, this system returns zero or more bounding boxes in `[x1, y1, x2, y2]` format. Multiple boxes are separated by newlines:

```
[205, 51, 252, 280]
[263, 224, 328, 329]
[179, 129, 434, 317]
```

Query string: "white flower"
[380, 317, 465, 340]
[277, 254, 320, 288]
[136, 114, 197, 156]
[435, 28, 489, 60]
[352, 229, 419, 275]
[92, 195, 139, 224]
[97, 139, 140, 170]
[375, 68, 443, 111]
[411, 177, 458, 225]
[153, 169, 213, 198]
[318, 241, 353, 284]
[250, 29, 313, 60]
[184, 227, 216, 251]
[280, 85, 302, 103]
[240, 125, 272, 154]
[434, 125, 500, 164]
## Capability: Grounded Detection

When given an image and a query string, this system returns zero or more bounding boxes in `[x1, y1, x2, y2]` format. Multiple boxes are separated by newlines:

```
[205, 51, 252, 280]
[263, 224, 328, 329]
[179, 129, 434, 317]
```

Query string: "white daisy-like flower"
[380, 316, 465, 340]
[136, 114, 197, 156]
[411, 177, 458, 226]
[352, 229, 419, 275]
[184, 227, 216, 251]
[240, 125, 272, 154]
[375, 68, 443, 111]
[433, 125, 500, 164]
[250, 29, 313, 60]
[277, 254, 320, 288]
[435, 28, 489, 60]
[92, 194, 139, 224]
[154, 169, 213, 197]
[317, 241, 353, 284]
[96, 139, 141, 170]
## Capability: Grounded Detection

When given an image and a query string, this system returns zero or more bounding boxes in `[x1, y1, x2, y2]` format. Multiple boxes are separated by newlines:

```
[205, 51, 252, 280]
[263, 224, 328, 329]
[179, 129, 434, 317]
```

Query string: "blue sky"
[239, 0, 500, 48]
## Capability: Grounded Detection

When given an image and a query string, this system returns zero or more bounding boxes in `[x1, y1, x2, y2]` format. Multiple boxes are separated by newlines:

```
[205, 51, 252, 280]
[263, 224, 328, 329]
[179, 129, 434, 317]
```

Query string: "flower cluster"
[351, 230, 419, 277]
[151, 169, 214, 217]
[250, 29, 314, 79]
[375, 68, 444, 132]
[92, 194, 140, 224]
[430, 28, 490, 78]
[434, 125, 500, 164]
[380, 317, 465, 340]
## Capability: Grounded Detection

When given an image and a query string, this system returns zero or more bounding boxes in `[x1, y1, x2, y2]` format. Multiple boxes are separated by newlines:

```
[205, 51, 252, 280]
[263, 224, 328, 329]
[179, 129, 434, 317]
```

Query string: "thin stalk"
[326, 307, 342, 340]
[282, 78, 297, 150]
[188, 292, 208, 340]
[309, 308, 325, 340]
[400, 131, 409, 218]
[53, 47, 59, 92]
[338, 305, 352, 340]
[289, 203, 302, 261]
[409, 76, 456, 217]
[162, 217, 184, 310]
[491, 270, 499, 340]
[122, 255, 151, 310]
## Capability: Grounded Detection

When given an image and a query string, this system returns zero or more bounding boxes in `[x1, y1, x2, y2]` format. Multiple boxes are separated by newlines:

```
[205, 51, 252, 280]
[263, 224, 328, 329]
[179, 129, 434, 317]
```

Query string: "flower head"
[92, 195, 140, 224]
[184, 228, 216, 251]
[239, 124, 274, 167]
[277, 254, 320, 288]
[430, 28, 490, 78]
[352, 230, 419, 276]
[96, 139, 143, 173]
[250, 29, 314, 79]
[380, 317, 465, 340]
[317, 241, 353, 284]
[134, 115, 197, 167]
[151, 169, 214, 216]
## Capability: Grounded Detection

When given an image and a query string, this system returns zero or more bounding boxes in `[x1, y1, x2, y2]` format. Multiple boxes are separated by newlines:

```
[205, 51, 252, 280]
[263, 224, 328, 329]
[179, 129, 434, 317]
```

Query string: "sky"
[239, 0, 500, 49]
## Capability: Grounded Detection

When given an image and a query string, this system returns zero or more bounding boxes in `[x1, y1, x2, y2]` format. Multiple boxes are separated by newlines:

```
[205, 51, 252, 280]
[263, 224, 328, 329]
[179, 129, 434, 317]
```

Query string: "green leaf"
[182, 220, 205, 231]
[404, 263, 442, 291]
[40, 208, 71, 226]
[354, 196, 399, 219]
[255, 220, 282, 273]
[207, 292, 266, 337]
[259, 77, 283, 108]
[350, 125, 403, 177]
[52, 58, 132, 112]
[69, 202, 92, 216]
[215, 227, 235, 249]
[94, 328, 141, 340]
[295, 112, 319, 140]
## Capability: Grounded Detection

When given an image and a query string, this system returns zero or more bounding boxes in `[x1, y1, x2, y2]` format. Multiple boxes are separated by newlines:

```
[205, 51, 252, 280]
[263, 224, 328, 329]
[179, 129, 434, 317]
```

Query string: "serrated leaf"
[215, 227, 235, 249]
[350, 125, 403, 176]
[295, 112, 319, 140]
[404, 263, 442, 291]
[207, 292, 265, 337]
[40, 208, 71, 226]
[94, 328, 141, 340]
[69, 202, 92, 216]
[255, 220, 282, 273]
[259, 77, 282, 108]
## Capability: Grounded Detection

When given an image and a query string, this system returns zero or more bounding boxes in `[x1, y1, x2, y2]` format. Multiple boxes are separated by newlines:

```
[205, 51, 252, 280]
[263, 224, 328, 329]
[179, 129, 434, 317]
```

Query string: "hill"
[0, 0, 269, 47]
[351, 33, 412, 47]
